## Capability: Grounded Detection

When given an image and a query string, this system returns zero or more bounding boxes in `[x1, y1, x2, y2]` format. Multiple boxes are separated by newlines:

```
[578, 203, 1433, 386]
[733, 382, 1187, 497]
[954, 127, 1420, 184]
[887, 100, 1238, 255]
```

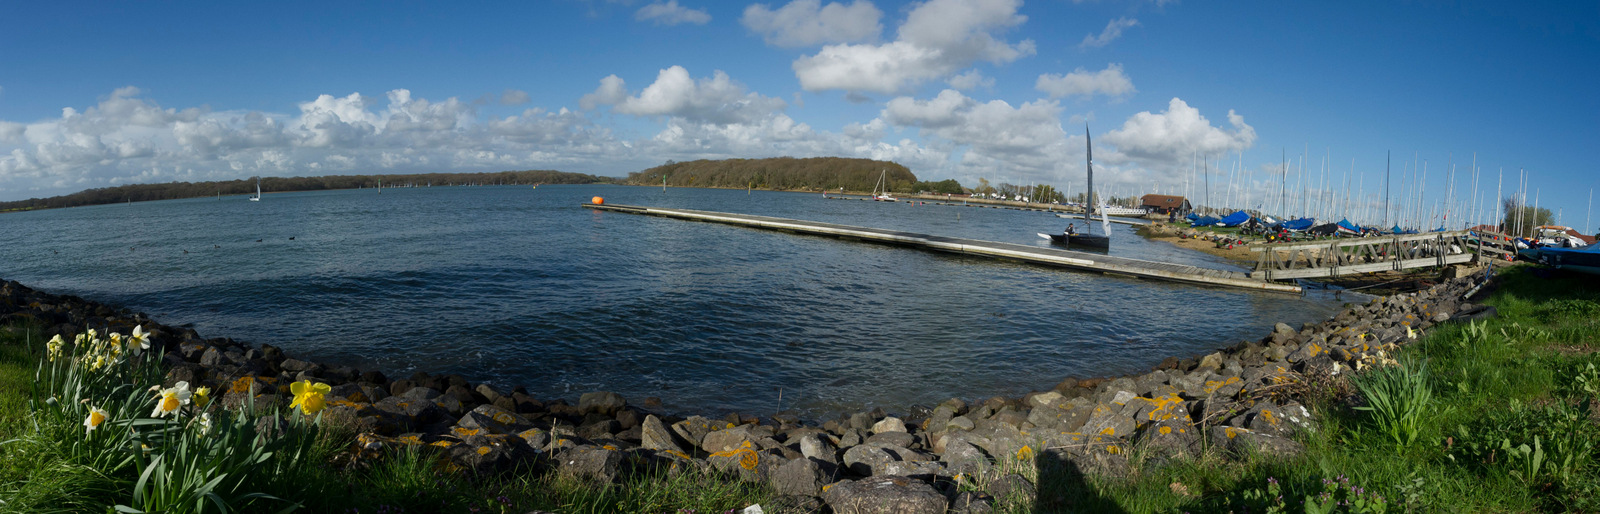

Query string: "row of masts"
[1159, 148, 1584, 239]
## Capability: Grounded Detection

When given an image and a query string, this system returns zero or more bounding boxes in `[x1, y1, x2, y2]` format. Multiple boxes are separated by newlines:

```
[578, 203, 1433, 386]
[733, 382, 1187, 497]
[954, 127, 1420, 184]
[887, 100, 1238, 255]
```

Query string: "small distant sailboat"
[871, 169, 896, 201]
[249, 177, 262, 202]
[1040, 126, 1109, 248]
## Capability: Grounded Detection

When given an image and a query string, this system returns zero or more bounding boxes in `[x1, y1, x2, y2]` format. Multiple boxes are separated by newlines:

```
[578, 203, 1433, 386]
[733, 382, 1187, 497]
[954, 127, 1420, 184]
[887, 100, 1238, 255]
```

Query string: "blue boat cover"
[1282, 218, 1316, 231]
[1217, 211, 1252, 227]
[1337, 219, 1362, 233]
[1191, 215, 1221, 227]
[1185, 213, 1199, 221]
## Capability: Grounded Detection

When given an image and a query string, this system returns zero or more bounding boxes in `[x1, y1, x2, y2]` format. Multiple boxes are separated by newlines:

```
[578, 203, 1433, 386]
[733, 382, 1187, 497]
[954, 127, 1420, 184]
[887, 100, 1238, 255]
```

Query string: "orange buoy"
[592, 196, 605, 205]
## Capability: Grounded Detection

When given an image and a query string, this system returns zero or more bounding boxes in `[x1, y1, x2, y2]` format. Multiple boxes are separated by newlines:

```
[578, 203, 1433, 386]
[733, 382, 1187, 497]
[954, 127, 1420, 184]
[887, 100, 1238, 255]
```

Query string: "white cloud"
[793, 0, 1035, 93]
[742, 0, 882, 47]
[1036, 63, 1135, 99]
[946, 70, 994, 91]
[1100, 97, 1256, 164]
[500, 89, 531, 105]
[635, 1, 712, 26]
[882, 89, 1070, 176]
[0, 87, 633, 198]
[581, 66, 787, 125]
[1079, 17, 1138, 49]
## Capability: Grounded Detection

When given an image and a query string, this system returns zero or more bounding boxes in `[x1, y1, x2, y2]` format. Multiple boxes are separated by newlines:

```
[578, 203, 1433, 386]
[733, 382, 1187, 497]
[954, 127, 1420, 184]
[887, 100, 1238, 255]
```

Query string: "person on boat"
[1065, 223, 1077, 235]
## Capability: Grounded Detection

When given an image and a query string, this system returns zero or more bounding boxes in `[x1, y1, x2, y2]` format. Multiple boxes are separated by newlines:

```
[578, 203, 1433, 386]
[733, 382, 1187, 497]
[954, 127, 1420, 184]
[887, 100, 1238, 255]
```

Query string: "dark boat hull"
[1521, 245, 1600, 276]
[1046, 232, 1110, 249]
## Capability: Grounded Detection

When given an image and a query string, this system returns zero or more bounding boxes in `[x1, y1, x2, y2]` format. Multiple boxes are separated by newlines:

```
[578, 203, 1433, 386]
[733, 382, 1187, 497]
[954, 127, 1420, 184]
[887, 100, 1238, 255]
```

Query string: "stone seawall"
[0, 270, 1495, 512]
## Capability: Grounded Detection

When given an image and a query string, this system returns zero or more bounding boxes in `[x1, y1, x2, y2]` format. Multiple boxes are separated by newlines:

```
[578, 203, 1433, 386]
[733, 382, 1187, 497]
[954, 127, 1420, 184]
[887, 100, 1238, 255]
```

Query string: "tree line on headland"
[0, 170, 608, 212]
[623, 157, 965, 194]
[0, 157, 990, 213]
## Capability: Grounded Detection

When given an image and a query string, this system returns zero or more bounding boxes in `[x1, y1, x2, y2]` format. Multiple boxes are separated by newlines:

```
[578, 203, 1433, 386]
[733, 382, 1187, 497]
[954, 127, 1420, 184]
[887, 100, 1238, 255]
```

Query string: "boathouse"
[1140, 194, 1191, 214]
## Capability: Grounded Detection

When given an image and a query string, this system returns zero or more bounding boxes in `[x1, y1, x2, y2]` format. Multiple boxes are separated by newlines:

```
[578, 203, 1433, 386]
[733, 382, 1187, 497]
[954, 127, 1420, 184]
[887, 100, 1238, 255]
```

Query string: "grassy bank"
[2, 265, 1597, 512]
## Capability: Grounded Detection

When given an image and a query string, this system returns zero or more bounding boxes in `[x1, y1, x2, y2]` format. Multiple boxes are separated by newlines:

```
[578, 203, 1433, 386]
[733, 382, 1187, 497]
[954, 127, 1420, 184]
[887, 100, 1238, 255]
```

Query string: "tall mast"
[1085, 125, 1095, 222]
[1384, 151, 1391, 228]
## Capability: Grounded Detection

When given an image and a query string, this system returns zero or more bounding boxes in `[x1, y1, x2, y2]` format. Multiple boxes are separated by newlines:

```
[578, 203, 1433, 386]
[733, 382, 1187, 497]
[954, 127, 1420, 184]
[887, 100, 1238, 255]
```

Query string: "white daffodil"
[46, 334, 64, 361]
[193, 412, 214, 435]
[84, 406, 110, 434]
[151, 381, 192, 418]
[127, 325, 151, 356]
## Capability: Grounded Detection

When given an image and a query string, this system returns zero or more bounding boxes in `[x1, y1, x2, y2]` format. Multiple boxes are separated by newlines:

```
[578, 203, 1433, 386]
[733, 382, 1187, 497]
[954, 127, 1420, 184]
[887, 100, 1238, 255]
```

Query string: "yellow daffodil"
[108, 332, 123, 349]
[46, 335, 64, 361]
[289, 380, 331, 415]
[152, 381, 192, 418]
[127, 325, 150, 356]
[193, 386, 212, 409]
[84, 406, 109, 434]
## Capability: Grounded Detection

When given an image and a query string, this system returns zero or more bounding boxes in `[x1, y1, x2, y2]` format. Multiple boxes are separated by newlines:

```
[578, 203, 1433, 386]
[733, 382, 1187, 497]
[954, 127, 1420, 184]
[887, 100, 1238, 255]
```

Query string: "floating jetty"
[584, 203, 1302, 294]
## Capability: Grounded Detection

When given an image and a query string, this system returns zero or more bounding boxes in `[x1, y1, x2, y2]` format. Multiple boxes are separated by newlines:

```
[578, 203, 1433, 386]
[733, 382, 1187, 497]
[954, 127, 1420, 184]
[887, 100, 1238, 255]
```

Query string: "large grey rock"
[864, 431, 916, 449]
[1210, 426, 1304, 459]
[1026, 395, 1091, 431]
[822, 475, 947, 514]
[578, 391, 626, 415]
[945, 416, 975, 432]
[799, 434, 838, 464]
[455, 404, 532, 435]
[1134, 419, 1202, 460]
[870, 416, 907, 434]
[557, 445, 623, 483]
[1079, 402, 1136, 439]
[672, 416, 733, 449]
[939, 437, 992, 475]
[703, 424, 759, 454]
[641, 414, 689, 456]
[770, 457, 833, 496]
[841, 445, 896, 476]
[878, 459, 943, 478]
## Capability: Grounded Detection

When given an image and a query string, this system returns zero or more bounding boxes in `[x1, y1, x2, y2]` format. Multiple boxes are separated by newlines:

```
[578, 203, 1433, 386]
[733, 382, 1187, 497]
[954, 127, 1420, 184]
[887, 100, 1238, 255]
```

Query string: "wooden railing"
[1249, 230, 1490, 281]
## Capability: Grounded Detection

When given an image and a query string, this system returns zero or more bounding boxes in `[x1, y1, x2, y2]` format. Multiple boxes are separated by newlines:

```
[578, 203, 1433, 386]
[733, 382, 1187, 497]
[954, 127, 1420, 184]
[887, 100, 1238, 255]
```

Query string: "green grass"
[4, 265, 1598, 513]
[1027, 265, 1600, 513]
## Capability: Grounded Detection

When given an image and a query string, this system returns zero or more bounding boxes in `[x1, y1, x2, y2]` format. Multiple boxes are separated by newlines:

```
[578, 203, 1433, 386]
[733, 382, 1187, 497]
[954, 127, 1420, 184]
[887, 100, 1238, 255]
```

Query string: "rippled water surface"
[0, 185, 1346, 417]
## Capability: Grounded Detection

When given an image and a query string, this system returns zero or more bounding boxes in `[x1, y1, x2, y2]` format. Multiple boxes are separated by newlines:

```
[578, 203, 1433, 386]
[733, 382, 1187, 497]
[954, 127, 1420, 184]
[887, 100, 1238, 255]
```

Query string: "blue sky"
[1, 0, 1595, 228]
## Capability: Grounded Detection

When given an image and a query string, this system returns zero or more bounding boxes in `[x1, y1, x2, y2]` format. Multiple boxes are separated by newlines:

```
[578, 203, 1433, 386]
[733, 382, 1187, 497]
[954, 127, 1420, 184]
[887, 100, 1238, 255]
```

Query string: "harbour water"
[0, 184, 1346, 418]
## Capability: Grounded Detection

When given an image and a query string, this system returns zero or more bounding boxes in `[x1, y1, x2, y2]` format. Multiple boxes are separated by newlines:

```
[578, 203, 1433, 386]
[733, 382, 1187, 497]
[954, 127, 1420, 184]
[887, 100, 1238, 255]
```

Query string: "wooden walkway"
[585, 203, 1301, 293]
[1250, 230, 1485, 280]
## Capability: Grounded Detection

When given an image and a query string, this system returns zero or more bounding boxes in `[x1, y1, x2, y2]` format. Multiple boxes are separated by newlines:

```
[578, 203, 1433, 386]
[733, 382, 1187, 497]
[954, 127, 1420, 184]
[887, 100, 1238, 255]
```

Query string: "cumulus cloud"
[1036, 63, 1135, 99]
[635, 1, 712, 25]
[500, 89, 531, 105]
[793, 0, 1036, 93]
[1100, 97, 1256, 164]
[881, 89, 1071, 176]
[742, 0, 882, 47]
[946, 70, 994, 91]
[0, 87, 632, 198]
[1079, 17, 1138, 49]
[580, 66, 787, 125]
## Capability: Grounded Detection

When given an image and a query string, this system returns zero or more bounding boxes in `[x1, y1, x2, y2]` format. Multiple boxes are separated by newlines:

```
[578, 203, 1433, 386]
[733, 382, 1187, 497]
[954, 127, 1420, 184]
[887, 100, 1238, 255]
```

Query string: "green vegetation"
[1034, 265, 1599, 513]
[2, 266, 1596, 512]
[623, 157, 916, 192]
[913, 178, 965, 195]
[0, 170, 607, 213]
[1501, 197, 1561, 236]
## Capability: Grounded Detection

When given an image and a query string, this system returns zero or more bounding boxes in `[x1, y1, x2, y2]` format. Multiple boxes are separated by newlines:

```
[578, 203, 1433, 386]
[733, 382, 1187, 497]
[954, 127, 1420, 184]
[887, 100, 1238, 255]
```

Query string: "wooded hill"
[0, 170, 607, 212]
[623, 157, 918, 193]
